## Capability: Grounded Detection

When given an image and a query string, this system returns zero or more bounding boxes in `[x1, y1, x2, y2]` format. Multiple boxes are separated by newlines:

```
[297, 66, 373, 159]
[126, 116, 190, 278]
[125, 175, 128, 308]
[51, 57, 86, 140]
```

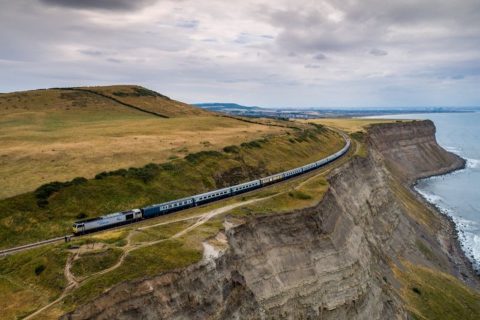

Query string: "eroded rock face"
[367, 120, 465, 183]
[64, 120, 475, 320]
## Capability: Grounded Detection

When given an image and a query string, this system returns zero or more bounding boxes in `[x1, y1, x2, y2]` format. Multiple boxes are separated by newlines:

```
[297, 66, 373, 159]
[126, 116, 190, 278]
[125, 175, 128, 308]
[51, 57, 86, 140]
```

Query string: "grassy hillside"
[0, 86, 291, 198]
[73, 85, 209, 117]
[0, 125, 344, 249]
[394, 262, 480, 320]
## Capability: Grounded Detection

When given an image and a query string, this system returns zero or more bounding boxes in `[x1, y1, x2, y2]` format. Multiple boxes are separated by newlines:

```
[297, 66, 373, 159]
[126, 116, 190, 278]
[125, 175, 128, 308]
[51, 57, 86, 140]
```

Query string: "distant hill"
[195, 102, 262, 111]
[0, 85, 211, 118]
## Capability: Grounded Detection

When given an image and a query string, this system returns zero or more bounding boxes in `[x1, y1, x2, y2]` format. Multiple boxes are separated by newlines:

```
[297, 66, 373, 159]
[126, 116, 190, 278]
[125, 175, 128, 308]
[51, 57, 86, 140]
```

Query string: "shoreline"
[411, 157, 480, 283]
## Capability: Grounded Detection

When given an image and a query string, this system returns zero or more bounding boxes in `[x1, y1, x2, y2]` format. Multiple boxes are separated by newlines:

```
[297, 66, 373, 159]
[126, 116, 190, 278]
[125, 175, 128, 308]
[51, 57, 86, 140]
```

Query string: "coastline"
[411, 157, 480, 284]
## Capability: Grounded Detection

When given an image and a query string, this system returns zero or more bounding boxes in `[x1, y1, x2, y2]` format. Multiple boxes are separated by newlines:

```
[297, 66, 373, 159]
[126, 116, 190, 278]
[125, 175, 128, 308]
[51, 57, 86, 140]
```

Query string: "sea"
[371, 112, 480, 272]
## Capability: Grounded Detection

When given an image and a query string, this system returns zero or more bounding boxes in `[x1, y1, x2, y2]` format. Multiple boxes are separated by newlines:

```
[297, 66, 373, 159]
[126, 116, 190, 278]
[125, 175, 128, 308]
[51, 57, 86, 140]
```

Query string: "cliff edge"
[64, 120, 479, 320]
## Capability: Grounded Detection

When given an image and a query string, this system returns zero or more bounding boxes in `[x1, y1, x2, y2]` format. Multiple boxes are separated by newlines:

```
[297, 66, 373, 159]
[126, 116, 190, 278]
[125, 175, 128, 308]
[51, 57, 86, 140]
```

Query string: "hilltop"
[0, 85, 209, 118]
[0, 85, 291, 198]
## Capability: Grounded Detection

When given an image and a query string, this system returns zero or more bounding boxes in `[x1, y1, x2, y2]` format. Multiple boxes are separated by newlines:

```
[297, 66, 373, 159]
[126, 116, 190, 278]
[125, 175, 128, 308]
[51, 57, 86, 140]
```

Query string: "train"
[72, 136, 351, 235]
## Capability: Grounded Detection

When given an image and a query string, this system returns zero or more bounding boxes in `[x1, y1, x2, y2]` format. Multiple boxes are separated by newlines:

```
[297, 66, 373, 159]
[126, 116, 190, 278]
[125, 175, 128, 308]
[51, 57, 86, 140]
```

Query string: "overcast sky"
[1, 0, 479, 108]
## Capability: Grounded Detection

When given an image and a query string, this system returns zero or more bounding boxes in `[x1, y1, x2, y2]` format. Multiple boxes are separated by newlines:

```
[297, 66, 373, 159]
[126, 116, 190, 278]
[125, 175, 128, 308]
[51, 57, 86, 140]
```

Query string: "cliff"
[64, 120, 479, 319]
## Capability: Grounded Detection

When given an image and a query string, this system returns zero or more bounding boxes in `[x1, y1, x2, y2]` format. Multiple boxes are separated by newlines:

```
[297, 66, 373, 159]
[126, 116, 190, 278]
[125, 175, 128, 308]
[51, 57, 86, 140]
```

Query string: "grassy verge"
[71, 248, 123, 279]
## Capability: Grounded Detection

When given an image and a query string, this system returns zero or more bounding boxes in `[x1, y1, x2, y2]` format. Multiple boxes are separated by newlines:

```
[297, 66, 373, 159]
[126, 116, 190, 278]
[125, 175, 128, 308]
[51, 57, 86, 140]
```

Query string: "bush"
[309, 123, 326, 132]
[240, 140, 265, 149]
[350, 131, 365, 141]
[112, 87, 169, 99]
[412, 287, 422, 295]
[94, 172, 108, 180]
[76, 212, 88, 219]
[34, 176, 88, 207]
[71, 177, 88, 185]
[159, 163, 177, 171]
[35, 264, 46, 276]
[288, 191, 312, 200]
[185, 151, 222, 164]
[295, 129, 320, 143]
[127, 166, 157, 183]
[223, 145, 240, 153]
[36, 198, 49, 208]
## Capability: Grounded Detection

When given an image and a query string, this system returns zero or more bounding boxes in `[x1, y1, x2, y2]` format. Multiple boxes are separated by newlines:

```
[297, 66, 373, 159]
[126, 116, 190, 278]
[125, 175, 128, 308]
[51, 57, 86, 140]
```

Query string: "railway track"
[0, 235, 72, 257]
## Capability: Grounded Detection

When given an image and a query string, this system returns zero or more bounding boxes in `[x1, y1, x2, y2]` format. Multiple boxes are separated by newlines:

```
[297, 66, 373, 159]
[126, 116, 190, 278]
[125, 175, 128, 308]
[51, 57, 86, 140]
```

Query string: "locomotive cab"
[72, 223, 85, 234]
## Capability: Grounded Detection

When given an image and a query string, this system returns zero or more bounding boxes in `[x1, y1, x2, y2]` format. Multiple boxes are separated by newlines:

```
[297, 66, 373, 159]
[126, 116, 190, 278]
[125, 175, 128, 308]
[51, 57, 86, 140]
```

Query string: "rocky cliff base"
[64, 120, 479, 319]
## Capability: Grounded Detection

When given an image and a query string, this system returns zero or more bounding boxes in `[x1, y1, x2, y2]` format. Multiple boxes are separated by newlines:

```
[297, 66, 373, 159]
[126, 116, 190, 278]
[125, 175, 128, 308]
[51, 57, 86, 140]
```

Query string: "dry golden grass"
[301, 118, 403, 133]
[0, 88, 289, 198]
[77, 85, 210, 117]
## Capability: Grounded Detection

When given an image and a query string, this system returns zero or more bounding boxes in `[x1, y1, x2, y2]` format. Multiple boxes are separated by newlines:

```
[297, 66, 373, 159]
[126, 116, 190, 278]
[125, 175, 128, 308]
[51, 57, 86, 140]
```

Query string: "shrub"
[240, 140, 264, 149]
[110, 169, 128, 177]
[412, 287, 422, 295]
[296, 129, 320, 142]
[309, 123, 326, 132]
[95, 172, 108, 180]
[112, 87, 169, 99]
[288, 191, 312, 200]
[185, 151, 222, 164]
[34, 176, 88, 207]
[36, 198, 49, 208]
[71, 177, 88, 185]
[159, 163, 177, 171]
[35, 264, 46, 276]
[350, 131, 365, 141]
[127, 166, 157, 183]
[223, 145, 240, 153]
[76, 212, 88, 219]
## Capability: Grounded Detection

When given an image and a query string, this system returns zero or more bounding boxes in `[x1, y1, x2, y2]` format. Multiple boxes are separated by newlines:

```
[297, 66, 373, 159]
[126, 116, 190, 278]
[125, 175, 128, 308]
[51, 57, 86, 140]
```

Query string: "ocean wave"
[416, 187, 480, 271]
[444, 146, 462, 154]
[452, 216, 480, 271]
[414, 188, 443, 204]
[465, 158, 480, 169]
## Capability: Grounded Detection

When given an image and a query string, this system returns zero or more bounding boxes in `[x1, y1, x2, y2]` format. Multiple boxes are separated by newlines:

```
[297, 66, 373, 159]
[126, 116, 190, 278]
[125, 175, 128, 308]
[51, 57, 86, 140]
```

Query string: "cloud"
[304, 64, 322, 69]
[176, 19, 199, 29]
[79, 49, 103, 56]
[314, 53, 327, 60]
[369, 48, 388, 56]
[39, 0, 157, 11]
[0, 0, 479, 107]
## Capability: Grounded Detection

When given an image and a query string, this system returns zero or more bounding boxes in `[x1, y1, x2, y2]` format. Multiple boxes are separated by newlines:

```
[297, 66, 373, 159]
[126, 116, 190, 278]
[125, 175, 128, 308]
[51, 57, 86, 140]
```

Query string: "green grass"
[395, 262, 480, 320]
[0, 245, 68, 319]
[64, 239, 203, 308]
[130, 220, 194, 244]
[227, 175, 330, 217]
[0, 126, 343, 249]
[71, 248, 123, 278]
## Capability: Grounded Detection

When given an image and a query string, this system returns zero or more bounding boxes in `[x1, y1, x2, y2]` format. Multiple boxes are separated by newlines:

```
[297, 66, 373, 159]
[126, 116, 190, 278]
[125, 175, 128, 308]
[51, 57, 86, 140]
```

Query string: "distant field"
[302, 118, 405, 133]
[0, 87, 289, 198]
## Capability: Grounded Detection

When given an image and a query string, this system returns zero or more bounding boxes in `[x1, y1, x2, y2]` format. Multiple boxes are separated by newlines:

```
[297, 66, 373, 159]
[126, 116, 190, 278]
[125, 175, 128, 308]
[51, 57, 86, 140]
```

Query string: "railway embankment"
[64, 120, 480, 320]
